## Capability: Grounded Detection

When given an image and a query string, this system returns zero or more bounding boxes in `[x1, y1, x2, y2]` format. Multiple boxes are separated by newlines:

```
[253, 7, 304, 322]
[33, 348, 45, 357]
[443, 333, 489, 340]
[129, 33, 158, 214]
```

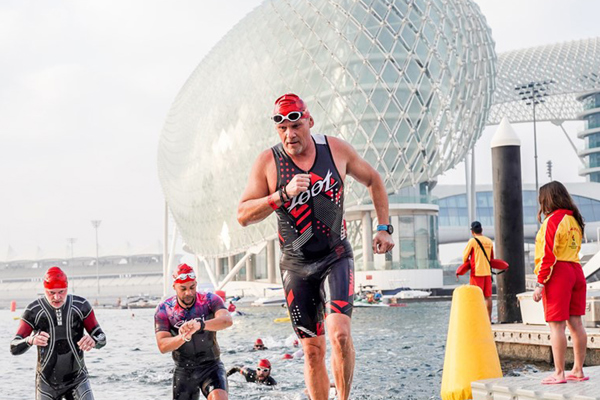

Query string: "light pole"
[514, 80, 554, 224]
[91, 220, 102, 302]
[66, 238, 77, 293]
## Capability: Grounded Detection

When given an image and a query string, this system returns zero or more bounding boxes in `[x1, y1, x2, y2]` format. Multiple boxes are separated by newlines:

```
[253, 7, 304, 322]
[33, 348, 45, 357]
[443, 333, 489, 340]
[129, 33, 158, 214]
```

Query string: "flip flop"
[541, 376, 567, 385]
[566, 374, 590, 382]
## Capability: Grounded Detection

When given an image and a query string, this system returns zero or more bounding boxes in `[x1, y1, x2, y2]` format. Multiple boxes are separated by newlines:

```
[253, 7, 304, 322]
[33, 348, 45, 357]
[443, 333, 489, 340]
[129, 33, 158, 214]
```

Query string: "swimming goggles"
[257, 367, 270, 372]
[174, 272, 196, 281]
[272, 111, 303, 124]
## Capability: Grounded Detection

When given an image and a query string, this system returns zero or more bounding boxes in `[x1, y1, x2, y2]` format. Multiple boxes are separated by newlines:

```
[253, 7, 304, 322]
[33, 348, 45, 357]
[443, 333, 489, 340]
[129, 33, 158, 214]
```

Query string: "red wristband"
[267, 194, 278, 210]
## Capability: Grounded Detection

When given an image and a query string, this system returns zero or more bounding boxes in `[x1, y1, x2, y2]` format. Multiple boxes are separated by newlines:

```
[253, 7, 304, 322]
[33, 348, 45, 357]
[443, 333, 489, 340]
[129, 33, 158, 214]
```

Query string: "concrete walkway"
[472, 366, 600, 400]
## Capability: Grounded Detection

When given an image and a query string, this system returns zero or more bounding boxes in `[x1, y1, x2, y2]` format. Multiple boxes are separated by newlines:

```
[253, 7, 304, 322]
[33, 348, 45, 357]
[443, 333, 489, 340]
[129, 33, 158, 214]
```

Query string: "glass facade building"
[578, 91, 600, 182]
[157, 1, 600, 285]
[438, 191, 600, 228]
[158, 0, 496, 261]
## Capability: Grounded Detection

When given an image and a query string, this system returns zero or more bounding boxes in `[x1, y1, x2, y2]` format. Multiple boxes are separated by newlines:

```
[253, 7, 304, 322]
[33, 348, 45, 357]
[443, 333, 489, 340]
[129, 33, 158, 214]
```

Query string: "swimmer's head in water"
[43, 267, 68, 308]
[173, 264, 197, 307]
[254, 338, 265, 350]
[256, 359, 271, 380]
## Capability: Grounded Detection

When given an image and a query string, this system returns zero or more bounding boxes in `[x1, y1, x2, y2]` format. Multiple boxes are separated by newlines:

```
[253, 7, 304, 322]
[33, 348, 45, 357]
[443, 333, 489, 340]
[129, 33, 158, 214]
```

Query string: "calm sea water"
[0, 301, 544, 400]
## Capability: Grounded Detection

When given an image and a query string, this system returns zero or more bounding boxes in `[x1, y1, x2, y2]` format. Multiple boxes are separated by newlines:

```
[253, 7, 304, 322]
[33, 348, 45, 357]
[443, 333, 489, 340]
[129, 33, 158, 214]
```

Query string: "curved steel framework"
[158, 1, 600, 260]
[489, 38, 600, 125]
[158, 0, 496, 258]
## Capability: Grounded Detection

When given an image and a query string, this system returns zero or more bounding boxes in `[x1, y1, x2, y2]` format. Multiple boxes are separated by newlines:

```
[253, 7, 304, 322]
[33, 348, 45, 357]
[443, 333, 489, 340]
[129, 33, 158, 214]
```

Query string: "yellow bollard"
[441, 285, 502, 400]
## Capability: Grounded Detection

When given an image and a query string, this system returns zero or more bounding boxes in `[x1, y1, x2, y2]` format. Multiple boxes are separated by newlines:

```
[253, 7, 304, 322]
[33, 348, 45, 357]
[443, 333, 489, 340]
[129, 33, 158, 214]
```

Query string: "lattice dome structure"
[157, 0, 496, 257]
[488, 38, 600, 125]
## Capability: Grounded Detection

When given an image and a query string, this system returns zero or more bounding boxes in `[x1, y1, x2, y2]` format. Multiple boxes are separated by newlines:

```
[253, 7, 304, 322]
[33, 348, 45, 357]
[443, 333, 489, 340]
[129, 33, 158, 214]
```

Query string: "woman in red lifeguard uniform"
[533, 181, 588, 384]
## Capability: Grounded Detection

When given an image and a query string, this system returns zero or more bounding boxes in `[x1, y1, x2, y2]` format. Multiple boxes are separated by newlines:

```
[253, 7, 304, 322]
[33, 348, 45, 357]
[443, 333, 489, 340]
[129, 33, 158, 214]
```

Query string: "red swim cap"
[273, 93, 310, 119]
[44, 266, 68, 289]
[282, 353, 293, 360]
[255, 338, 264, 346]
[258, 359, 271, 369]
[173, 263, 196, 284]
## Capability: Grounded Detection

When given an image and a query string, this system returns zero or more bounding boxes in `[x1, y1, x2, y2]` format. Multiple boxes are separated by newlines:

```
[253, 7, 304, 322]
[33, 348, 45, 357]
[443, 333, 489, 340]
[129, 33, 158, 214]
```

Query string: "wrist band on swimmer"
[281, 185, 290, 202]
[267, 194, 278, 210]
[195, 318, 206, 334]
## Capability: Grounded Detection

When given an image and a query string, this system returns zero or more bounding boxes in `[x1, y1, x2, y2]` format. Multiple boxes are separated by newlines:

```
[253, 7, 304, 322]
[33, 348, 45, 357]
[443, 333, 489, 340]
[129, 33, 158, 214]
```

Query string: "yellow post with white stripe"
[441, 285, 502, 400]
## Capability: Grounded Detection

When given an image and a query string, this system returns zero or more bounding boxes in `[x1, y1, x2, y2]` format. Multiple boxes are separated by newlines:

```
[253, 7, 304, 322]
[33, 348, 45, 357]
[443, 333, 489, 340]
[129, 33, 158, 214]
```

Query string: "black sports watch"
[376, 224, 394, 234]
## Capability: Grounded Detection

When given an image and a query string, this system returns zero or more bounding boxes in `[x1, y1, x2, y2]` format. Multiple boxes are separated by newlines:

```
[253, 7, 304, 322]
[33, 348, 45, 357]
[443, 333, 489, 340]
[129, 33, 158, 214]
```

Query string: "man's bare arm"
[155, 331, 188, 354]
[237, 150, 281, 226]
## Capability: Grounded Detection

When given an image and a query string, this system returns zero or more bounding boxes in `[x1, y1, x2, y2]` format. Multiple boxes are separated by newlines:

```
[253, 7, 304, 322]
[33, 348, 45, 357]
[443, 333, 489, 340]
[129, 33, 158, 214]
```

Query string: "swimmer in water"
[227, 359, 277, 386]
[154, 263, 233, 400]
[10, 266, 106, 400]
[253, 338, 268, 350]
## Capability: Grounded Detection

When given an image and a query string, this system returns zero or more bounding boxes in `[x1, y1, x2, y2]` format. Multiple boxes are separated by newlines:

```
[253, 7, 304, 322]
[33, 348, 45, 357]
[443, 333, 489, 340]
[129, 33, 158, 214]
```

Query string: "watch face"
[387, 225, 394, 234]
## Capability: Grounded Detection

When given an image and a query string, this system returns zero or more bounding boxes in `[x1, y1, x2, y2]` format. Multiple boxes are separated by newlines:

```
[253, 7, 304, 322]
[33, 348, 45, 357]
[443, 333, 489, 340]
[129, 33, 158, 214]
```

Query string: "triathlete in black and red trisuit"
[237, 93, 394, 400]
[10, 267, 106, 400]
[272, 132, 354, 338]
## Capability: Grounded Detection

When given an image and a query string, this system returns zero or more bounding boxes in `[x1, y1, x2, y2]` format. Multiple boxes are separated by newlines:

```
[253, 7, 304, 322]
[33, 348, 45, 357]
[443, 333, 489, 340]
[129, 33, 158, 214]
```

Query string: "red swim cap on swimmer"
[273, 93, 310, 119]
[255, 338, 264, 345]
[258, 359, 271, 369]
[282, 353, 293, 360]
[44, 266, 68, 289]
[173, 263, 196, 284]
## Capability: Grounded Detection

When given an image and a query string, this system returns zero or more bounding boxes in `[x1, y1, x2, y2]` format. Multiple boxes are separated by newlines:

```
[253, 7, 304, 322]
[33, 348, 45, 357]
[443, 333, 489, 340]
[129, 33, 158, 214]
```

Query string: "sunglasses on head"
[174, 272, 196, 281]
[257, 367, 270, 372]
[272, 111, 303, 124]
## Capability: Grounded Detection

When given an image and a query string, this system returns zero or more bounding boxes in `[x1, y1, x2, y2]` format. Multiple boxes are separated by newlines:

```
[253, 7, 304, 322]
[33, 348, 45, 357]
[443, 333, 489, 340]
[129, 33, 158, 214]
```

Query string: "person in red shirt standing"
[533, 181, 588, 385]
[462, 221, 494, 320]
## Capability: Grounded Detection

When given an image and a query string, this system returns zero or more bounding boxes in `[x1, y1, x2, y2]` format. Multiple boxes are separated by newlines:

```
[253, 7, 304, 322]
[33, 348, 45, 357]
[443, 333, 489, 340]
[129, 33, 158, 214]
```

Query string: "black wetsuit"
[272, 133, 354, 338]
[226, 367, 277, 386]
[154, 292, 228, 400]
[10, 295, 106, 400]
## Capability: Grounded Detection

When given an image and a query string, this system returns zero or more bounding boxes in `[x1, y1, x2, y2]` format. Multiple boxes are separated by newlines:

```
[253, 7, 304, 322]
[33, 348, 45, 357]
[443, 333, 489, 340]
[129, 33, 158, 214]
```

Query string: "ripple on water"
[0, 302, 478, 399]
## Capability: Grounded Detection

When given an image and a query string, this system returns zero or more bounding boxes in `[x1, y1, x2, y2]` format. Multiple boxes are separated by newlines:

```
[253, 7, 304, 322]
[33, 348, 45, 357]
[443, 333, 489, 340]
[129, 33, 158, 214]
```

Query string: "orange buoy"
[10, 300, 17, 312]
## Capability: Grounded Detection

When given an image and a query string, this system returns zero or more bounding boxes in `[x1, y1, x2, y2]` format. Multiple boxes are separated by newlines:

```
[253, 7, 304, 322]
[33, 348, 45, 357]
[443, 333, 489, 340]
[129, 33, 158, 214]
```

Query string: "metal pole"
[91, 220, 102, 302]
[470, 149, 476, 221]
[66, 238, 76, 293]
[491, 118, 526, 323]
[163, 202, 169, 298]
[533, 101, 539, 194]
[465, 151, 472, 223]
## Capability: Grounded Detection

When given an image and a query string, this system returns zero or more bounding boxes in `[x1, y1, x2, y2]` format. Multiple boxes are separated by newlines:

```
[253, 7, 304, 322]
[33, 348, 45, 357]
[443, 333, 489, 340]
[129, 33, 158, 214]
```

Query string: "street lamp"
[66, 238, 77, 293]
[514, 81, 554, 192]
[514, 80, 554, 224]
[91, 220, 102, 302]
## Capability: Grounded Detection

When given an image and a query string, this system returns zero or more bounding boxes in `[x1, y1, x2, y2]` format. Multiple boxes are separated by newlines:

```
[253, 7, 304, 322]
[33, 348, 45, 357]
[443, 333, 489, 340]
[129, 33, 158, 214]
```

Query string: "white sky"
[1, 0, 600, 260]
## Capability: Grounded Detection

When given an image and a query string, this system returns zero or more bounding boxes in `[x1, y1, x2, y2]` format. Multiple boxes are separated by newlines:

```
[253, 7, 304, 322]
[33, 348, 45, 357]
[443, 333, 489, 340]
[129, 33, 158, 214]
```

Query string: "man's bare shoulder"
[326, 135, 355, 156]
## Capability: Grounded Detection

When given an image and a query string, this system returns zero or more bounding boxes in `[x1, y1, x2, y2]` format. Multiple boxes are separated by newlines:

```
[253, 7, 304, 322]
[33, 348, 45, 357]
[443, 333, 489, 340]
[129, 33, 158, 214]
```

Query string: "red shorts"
[470, 274, 492, 298]
[542, 261, 586, 322]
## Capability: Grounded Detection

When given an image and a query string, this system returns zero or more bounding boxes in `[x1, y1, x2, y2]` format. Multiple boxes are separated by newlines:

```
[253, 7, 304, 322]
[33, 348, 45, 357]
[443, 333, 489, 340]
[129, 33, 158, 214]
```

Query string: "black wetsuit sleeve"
[226, 366, 241, 377]
[242, 368, 257, 383]
[266, 376, 277, 386]
[10, 305, 36, 355]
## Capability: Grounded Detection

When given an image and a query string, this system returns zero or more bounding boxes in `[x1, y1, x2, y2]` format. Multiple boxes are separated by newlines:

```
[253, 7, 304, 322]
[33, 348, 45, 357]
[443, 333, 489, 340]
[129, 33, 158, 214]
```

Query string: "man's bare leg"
[326, 314, 355, 400]
[485, 297, 492, 322]
[302, 335, 329, 400]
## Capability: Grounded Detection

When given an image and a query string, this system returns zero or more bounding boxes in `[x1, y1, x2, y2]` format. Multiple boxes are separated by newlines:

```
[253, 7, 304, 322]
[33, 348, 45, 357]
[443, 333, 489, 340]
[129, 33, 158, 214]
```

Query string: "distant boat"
[394, 289, 431, 300]
[251, 297, 285, 307]
[122, 294, 161, 309]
